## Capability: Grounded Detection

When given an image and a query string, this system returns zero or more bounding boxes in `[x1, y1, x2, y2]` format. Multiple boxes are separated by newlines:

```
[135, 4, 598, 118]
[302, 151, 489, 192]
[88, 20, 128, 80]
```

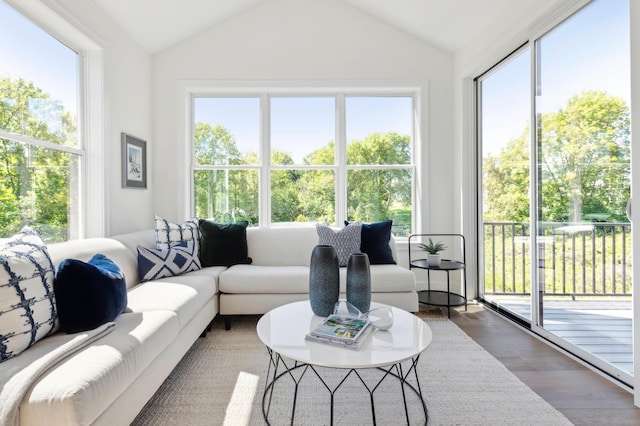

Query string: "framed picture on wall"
[121, 133, 147, 189]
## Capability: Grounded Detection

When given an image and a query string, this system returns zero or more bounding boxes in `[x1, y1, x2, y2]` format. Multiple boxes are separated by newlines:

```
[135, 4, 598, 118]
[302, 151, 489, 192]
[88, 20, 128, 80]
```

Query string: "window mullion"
[336, 94, 346, 225]
[260, 94, 271, 226]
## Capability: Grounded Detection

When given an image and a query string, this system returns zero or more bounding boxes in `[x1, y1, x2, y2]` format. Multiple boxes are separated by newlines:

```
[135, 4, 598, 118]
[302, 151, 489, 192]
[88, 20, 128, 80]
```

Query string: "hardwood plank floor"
[448, 302, 640, 425]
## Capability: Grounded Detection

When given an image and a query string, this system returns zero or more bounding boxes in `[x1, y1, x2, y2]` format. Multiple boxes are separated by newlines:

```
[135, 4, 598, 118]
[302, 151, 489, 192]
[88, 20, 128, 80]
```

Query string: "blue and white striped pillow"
[137, 240, 202, 282]
[0, 227, 57, 362]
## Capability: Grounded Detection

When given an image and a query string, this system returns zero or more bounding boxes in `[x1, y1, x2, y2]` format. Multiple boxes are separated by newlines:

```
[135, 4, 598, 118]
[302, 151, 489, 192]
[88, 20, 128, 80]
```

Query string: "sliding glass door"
[479, 46, 532, 321]
[478, 0, 631, 384]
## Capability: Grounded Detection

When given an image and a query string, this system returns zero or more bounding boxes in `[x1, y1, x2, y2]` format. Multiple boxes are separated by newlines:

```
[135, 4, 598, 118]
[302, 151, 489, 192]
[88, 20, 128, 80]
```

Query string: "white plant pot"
[426, 253, 442, 267]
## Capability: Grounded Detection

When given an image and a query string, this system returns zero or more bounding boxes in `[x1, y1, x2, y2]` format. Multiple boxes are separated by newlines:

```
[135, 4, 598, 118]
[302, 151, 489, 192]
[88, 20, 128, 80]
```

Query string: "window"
[192, 90, 416, 236]
[345, 96, 413, 236]
[0, 0, 83, 242]
[193, 97, 260, 223]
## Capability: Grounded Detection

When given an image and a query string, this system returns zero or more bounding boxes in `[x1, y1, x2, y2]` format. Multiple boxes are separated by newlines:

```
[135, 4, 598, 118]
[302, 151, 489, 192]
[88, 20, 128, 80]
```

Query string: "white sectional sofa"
[0, 225, 416, 425]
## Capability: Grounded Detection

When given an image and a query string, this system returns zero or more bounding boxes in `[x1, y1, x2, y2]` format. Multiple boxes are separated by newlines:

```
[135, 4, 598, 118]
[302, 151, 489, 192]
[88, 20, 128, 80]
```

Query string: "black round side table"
[410, 259, 466, 318]
[408, 234, 467, 318]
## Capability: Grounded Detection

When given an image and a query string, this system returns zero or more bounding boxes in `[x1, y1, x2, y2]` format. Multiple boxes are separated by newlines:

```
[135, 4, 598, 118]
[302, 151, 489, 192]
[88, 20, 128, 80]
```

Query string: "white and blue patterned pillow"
[154, 215, 200, 253]
[316, 221, 362, 266]
[137, 240, 202, 282]
[0, 227, 57, 362]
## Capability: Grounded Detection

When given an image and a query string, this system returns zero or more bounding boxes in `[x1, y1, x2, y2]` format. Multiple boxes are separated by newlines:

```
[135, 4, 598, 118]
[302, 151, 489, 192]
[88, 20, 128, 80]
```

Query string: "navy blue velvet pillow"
[54, 254, 127, 333]
[345, 220, 396, 265]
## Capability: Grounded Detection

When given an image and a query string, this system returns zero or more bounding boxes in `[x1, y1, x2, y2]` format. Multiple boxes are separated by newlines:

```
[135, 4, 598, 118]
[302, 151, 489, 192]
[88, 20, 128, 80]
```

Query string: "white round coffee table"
[256, 300, 432, 425]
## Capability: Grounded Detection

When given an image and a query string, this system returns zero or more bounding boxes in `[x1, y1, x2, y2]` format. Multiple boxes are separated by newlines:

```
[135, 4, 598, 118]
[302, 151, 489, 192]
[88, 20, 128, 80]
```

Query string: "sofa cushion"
[367, 265, 416, 292]
[199, 220, 252, 267]
[111, 230, 156, 257]
[345, 220, 396, 265]
[137, 240, 201, 282]
[54, 254, 127, 333]
[316, 221, 362, 266]
[0, 227, 56, 362]
[47, 238, 139, 291]
[220, 264, 415, 295]
[219, 265, 310, 294]
[246, 227, 319, 266]
[126, 274, 216, 329]
[19, 310, 178, 425]
[154, 215, 200, 251]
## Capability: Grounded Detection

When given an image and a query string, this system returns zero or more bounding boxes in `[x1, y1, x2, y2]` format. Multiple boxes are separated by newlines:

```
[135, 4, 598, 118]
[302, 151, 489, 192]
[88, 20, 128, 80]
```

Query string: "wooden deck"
[488, 296, 633, 375]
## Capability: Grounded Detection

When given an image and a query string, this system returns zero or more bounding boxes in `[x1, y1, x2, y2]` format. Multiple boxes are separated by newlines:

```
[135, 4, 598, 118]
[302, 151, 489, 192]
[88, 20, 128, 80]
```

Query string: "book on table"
[306, 314, 371, 348]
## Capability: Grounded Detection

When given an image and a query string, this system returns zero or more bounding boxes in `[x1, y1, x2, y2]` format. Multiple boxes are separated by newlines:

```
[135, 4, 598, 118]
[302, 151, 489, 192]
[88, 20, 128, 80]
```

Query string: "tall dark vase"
[309, 245, 340, 317]
[346, 252, 371, 314]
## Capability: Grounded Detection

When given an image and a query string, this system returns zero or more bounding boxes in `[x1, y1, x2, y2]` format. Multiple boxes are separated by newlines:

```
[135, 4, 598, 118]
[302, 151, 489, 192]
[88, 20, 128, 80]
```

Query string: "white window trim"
[177, 80, 427, 231]
[5, 0, 105, 238]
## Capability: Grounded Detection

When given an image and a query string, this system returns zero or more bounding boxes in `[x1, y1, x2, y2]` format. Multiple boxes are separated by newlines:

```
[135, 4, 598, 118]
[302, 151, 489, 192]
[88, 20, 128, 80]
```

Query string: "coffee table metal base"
[262, 348, 428, 426]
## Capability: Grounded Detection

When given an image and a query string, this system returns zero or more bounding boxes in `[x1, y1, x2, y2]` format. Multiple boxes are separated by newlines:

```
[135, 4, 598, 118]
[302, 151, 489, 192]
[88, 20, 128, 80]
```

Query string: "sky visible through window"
[0, 0, 77, 117]
[482, 0, 629, 155]
[195, 96, 413, 164]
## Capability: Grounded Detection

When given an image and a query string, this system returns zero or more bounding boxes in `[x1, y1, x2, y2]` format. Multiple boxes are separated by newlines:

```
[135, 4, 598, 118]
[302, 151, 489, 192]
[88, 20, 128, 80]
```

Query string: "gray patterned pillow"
[316, 222, 362, 266]
[0, 227, 57, 362]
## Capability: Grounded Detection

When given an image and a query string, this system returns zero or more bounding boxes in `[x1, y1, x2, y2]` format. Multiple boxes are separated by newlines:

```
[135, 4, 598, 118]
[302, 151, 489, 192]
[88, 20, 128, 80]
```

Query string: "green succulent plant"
[419, 238, 446, 255]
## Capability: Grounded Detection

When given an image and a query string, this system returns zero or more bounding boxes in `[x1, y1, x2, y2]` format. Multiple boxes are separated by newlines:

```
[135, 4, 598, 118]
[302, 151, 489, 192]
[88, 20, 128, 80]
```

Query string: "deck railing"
[483, 221, 632, 297]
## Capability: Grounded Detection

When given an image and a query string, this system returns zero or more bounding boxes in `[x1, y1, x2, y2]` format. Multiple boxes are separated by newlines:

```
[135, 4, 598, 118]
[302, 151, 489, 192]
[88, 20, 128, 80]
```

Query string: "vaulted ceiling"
[90, 0, 564, 54]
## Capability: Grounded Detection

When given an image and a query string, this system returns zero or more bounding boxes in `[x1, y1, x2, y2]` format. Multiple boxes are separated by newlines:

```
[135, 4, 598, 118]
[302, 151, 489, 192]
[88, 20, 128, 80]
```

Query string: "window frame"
[181, 81, 425, 234]
[2, 0, 104, 239]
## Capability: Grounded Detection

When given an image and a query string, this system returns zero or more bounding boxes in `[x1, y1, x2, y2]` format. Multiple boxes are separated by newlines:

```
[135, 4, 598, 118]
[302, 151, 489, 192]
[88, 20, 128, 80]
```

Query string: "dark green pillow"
[199, 220, 253, 267]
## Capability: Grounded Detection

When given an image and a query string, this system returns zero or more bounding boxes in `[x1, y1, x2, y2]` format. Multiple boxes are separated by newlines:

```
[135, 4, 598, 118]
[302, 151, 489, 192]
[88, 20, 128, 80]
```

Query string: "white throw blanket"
[0, 322, 116, 426]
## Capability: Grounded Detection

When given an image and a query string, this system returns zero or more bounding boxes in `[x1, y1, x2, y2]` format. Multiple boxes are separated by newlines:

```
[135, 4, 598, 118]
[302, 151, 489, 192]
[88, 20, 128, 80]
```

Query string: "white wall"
[151, 0, 455, 233]
[42, 0, 153, 236]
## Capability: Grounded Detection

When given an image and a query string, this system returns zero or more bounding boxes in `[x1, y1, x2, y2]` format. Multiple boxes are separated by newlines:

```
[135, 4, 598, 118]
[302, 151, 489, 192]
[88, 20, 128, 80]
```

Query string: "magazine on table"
[305, 314, 371, 348]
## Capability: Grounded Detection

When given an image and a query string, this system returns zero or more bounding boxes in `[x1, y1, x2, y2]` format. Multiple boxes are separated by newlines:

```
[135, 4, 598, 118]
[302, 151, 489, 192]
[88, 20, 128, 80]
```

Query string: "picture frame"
[121, 133, 147, 189]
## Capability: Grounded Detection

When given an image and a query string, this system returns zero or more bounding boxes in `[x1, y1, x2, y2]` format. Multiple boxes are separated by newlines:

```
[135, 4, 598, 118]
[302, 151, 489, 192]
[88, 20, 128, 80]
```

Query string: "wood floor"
[449, 302, 640, 425]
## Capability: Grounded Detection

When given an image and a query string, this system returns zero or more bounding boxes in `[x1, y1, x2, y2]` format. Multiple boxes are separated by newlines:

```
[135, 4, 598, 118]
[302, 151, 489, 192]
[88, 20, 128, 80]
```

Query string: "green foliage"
[482, 129, 531, 222]
[346, 133, 411, 228]
[0, 77, 76, 241]
[483, 91, 630, 223]
[193, 125, 413, 231]
[193, 123, 259, 223]
[419, 238, 446, 254]
[539, 91, 630, 222]
[483, 224, 632, 296]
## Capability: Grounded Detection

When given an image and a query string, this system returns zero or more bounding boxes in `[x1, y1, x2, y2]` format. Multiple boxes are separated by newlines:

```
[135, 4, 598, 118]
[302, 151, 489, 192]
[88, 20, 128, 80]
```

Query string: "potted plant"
[419, 238, 446, 266]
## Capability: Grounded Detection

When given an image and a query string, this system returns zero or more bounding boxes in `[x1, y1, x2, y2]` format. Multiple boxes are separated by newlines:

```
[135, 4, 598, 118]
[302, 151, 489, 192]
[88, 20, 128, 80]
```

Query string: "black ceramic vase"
[309, 245, 340, 316]
[346, 252, 371, 314]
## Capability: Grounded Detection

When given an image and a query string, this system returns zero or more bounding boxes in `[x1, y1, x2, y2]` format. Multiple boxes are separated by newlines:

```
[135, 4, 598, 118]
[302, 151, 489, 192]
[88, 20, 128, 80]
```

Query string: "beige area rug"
[132, 310, 572, 426]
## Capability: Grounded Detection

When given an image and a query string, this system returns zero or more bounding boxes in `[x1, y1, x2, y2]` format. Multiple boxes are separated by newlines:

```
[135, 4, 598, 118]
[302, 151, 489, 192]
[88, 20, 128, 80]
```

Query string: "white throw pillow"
[0, 227, 57, 362]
